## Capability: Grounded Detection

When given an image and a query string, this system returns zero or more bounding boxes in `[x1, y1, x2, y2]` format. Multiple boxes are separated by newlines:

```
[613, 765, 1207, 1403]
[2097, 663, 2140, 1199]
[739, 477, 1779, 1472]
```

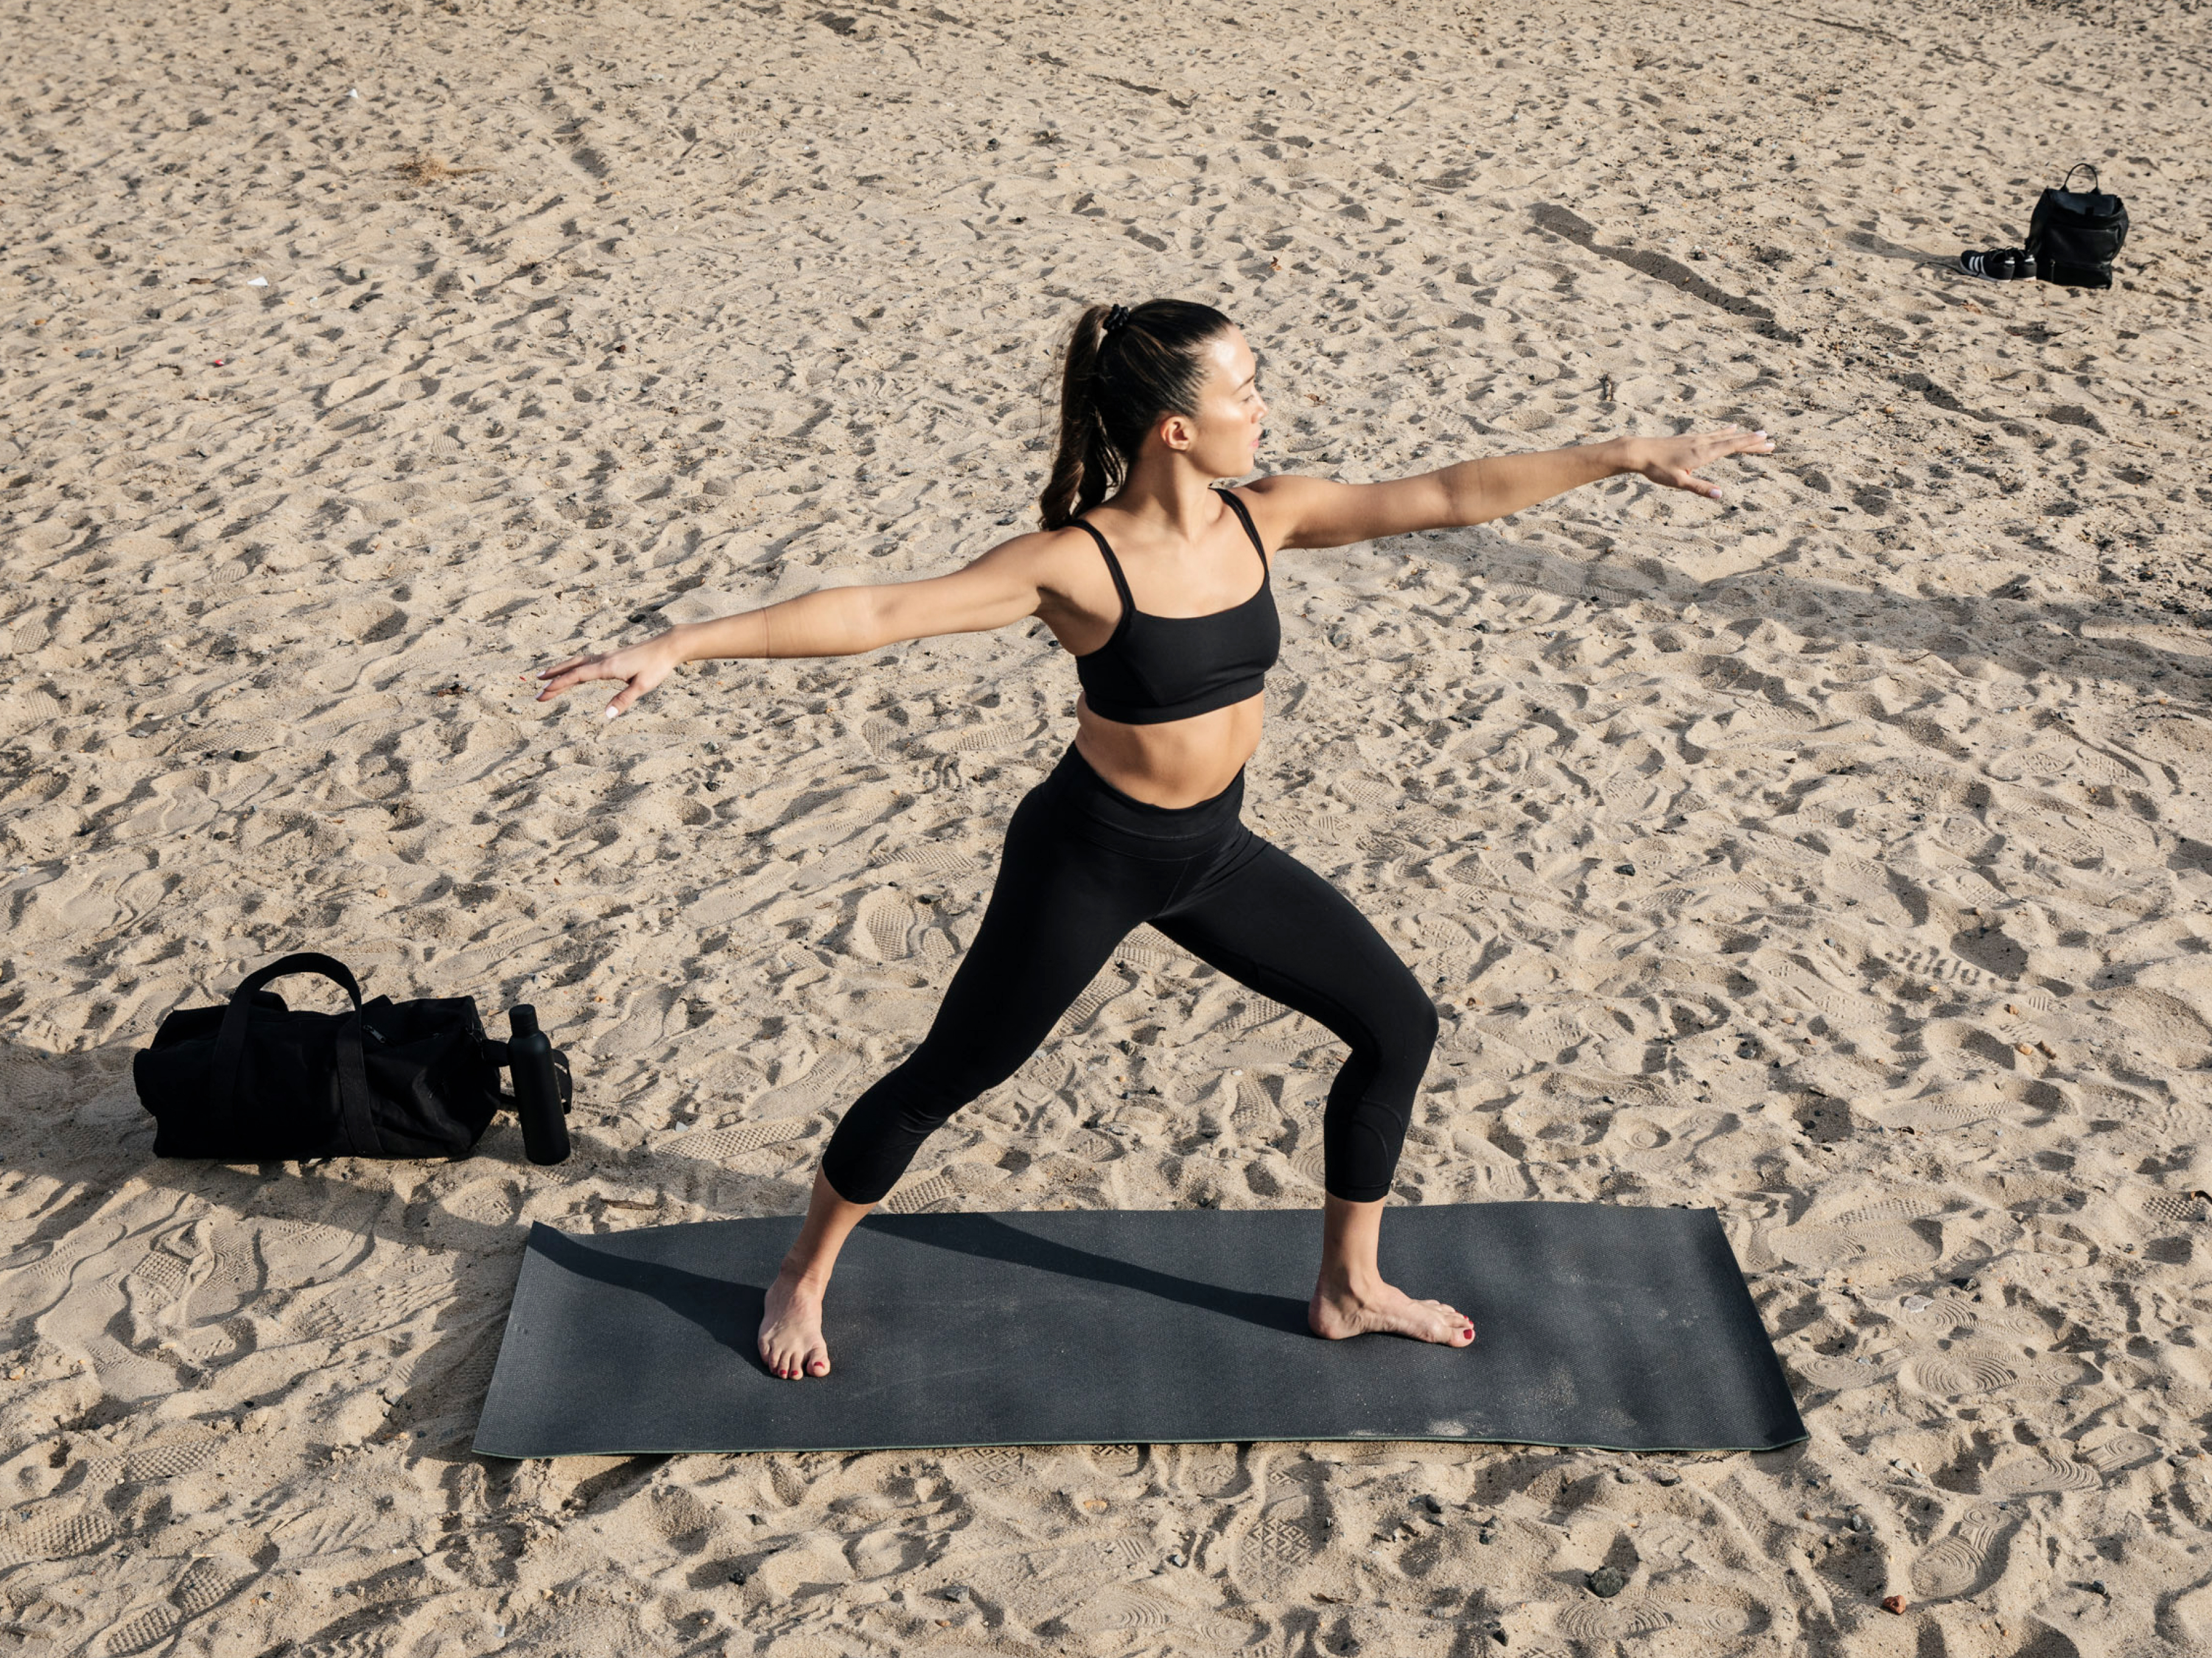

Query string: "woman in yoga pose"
[533, 300, 1772, 1379]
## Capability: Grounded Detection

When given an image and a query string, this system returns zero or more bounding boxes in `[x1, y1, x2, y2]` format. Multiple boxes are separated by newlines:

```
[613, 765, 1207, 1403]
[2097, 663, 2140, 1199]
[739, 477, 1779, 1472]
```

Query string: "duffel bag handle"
[209, 953, 380, 1156]
[2062, 161, 2100, 195]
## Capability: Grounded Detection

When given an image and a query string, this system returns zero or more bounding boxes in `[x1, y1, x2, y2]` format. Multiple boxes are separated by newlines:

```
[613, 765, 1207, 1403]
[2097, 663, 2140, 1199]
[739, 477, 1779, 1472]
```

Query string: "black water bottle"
[508, 1005, 572, 1166]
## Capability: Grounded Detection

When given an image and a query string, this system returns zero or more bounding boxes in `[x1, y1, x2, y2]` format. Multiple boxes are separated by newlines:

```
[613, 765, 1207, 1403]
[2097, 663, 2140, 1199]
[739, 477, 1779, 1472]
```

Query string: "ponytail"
[1038, 299, 1234, 530]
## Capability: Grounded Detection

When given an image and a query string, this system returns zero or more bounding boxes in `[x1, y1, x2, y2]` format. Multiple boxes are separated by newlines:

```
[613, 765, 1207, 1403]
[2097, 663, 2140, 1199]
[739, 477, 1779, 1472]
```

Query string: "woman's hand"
[1615, 425, 1775, 500]
[528, 628, 687, 720]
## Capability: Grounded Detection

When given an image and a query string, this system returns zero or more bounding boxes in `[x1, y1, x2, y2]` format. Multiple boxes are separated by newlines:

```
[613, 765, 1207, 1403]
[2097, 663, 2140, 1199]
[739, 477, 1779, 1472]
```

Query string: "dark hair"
[1038, 299, 1235, 530]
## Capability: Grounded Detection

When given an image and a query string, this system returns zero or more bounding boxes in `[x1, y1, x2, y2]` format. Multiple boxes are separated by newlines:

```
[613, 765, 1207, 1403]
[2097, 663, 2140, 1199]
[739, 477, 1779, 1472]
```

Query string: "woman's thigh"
[1151, 836, 1431, 1052]
[908, 793, 1180, 1086]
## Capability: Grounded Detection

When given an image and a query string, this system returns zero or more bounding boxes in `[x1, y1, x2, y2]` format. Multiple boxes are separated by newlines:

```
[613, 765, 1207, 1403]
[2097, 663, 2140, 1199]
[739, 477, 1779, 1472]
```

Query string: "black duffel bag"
[2028, 163, 2129, 290]
[133, 952, 506, 1161]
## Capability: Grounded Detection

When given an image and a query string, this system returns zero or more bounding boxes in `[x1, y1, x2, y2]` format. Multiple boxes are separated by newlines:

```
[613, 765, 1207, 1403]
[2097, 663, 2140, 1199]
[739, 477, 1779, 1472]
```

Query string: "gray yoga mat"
[472, 1202, 1804, 1459]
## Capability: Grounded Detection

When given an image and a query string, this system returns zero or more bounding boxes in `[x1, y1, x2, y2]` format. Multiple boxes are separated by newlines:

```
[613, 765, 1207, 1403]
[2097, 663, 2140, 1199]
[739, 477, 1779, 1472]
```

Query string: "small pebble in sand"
[1587, 1565, 1627, 1598]
[1881, 1595, 1907, 1615]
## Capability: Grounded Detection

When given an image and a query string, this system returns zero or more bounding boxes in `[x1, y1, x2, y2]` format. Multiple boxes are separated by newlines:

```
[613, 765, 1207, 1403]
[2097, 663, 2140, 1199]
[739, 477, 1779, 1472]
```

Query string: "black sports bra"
[1070, 488, 1281, 725]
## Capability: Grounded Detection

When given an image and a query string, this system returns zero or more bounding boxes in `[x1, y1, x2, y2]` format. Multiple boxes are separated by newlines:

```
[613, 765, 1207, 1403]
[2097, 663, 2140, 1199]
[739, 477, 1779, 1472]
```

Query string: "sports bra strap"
[1216, 488, 1267, 568]
[1071, 519, 1135, 616]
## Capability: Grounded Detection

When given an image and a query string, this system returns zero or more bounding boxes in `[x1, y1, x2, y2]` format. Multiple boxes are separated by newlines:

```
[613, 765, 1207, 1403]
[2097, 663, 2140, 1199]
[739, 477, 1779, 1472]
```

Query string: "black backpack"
[133, 953, 522, 1161]
[2028, 163, 2129, 290]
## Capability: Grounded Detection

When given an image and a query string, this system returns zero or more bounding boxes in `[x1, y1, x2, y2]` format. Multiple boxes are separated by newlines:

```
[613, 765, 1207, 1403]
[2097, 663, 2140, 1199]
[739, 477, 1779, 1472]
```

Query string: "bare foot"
[758, 1270, 831, 1379]
[1309, 1278, 1475, 1346]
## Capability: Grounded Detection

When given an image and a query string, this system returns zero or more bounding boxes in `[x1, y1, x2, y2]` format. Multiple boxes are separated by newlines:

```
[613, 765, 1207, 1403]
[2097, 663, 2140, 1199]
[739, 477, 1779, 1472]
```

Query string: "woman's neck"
[1101, 456, 1228, 546]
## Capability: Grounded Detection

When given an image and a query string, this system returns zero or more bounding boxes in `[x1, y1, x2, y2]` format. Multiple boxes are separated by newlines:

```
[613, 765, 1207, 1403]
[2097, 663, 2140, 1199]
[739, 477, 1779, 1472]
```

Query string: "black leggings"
[821, 743, 1438, 1205]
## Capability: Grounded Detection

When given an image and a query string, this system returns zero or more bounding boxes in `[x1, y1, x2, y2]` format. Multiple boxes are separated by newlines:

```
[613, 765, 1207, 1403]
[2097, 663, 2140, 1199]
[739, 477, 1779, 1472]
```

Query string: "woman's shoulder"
[971, 520, 1117, 607]
[1219, 473, 1323, 545]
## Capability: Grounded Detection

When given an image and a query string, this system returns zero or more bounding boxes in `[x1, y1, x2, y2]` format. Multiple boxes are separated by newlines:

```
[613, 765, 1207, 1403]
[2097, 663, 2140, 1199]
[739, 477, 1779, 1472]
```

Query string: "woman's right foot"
[758, 1270, 831, 1379]
[1309, 1278, 1475, 1346]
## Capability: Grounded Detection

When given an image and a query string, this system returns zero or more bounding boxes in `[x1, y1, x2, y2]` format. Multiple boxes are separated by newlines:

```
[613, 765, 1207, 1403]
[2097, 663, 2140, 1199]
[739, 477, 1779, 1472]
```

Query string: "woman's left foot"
[1309, 1280, 1474, 1345]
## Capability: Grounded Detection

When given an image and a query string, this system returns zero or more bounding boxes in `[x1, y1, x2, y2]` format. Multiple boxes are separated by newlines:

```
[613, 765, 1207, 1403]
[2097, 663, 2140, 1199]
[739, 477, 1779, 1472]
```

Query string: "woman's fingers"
[604, 670, 656, 719]
[600, 648, 676, 719]
[529, 658, 606, 702]
[529, 635, 677, 718]
[1643, 425, 1774, 499]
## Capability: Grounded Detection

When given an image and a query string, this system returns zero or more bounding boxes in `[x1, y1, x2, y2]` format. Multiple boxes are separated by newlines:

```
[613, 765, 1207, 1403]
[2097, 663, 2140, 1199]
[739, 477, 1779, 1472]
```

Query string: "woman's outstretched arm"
[530, 533, 1056, 718]
[1244, 425, 1775, 551]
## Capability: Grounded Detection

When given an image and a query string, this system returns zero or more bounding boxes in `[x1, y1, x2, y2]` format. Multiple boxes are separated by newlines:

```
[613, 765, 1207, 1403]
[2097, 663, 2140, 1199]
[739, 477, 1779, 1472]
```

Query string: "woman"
[533, 299, 1772, 1380]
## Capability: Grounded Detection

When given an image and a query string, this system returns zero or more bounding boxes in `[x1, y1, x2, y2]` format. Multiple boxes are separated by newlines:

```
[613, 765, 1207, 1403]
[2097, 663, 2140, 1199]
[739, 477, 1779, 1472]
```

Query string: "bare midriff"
[1072, 691, 1264, 809]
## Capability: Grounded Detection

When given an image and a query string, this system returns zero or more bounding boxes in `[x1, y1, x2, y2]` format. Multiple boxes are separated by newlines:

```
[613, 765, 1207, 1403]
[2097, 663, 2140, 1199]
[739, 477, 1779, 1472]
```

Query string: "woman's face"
[1164, 326, 1267, 478]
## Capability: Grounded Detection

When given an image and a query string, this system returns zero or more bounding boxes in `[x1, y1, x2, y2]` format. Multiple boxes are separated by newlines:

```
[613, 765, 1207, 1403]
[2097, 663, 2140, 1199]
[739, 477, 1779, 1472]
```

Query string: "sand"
[3, 0, 2211, 1648]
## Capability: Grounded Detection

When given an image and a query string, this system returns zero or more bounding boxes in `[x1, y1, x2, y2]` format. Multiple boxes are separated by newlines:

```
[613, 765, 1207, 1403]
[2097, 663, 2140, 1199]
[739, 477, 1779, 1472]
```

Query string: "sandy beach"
[4, 0, 2211, 1649]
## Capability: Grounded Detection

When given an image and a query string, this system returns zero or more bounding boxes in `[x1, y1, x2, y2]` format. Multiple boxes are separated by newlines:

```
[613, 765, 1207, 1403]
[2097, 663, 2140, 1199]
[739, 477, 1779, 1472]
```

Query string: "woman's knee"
[1351, 971, 1438, 1082]
[907, 1032, 1034, 1107]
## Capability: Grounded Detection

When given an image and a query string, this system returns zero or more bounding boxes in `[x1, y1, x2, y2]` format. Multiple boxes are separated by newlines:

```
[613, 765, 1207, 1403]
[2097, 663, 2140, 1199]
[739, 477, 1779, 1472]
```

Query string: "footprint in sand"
[922, 720, 1031, 755]
[1888, 1290, 1981, 1331]
[1329, 771, 1399, 810]
[859, 714, 909, 760]
[884, 1171, 956, 1214]
[1230, 1072, 1280, 1138]
[1909, 1503, 2015, 1600]
[1827, 1192, 1950, 1228]
[1071, 1587, 1249, 1647]
[2144, 1191, 2211, 1225]
[89, 1438, 227, 1485]
[1556, 1595, 1669, 1642]
[123, 1220, 225, 1346]
[1792, 1352, 1906, 1390]
[1659, 1595, 1768, 1637]
[868, 841, 974, 879]
[2078, 1431, 2159, 1474]
[1888, 946, 1989, 993]
[663, 1119, 811, 1163]
[1905, 1351, 2019, 1397]
[1234, 1493, 1328, 1597]
[0, 1508, 114, 1564]
[958, 1444, 1031, 1489]
[1983, 1454, 2101, 1497]
[1085, 1444, 1146, 1480]
[1115, 930, 1182, 972]
[181, 1230, 265, 1326]
[1167, 1441, 1251, 1499]
[1062, 965, 1137, 1030]
[99, 1554, 256, 1657]
[1877, 1096, 2006, 1135]
[854, 888, 922, 961]
[747, 1048, 864, 1119]
[284, 1258, 458, 1343]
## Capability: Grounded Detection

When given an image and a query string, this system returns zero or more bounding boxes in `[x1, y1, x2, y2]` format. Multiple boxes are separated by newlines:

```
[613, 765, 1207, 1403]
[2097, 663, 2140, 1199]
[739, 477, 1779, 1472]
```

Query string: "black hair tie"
[1102, 303, 1131, 337]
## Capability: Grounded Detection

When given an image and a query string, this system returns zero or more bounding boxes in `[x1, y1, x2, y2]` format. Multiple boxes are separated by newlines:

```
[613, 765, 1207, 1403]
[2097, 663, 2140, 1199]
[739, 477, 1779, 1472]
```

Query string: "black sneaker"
[1959, 248, 2036, 281]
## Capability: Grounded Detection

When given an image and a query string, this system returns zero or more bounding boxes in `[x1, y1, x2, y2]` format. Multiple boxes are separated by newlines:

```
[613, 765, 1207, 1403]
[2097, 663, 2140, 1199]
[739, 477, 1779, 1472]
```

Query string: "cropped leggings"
[821, 742, 1439, 1206]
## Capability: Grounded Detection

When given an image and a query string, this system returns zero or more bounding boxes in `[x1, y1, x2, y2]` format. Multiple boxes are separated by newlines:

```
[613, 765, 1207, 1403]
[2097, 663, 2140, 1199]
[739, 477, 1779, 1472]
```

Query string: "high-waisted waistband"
[1036, 741, 1246, 853]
